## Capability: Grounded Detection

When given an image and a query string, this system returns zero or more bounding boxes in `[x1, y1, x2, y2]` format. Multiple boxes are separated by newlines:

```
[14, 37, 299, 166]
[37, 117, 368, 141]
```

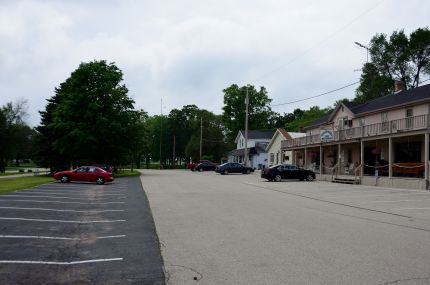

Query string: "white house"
[228, 130, 275, 169]
[266, 128, 305, 167]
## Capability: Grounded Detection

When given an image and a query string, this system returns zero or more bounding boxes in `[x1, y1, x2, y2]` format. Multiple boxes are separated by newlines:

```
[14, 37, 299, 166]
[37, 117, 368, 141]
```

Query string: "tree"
[0, 100, 32, 172]
[356, 28, 430, 102]
[39, 60, 138, 168]
[222, 84, 274, 142]
[286, 106, 332, 132]
[185, 110, 226, 162]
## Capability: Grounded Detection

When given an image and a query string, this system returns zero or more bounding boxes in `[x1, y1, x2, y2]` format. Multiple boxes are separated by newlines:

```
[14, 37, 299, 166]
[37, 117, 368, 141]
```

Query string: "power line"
[270, 81, 359, 107]
[251, 0, 386, 83]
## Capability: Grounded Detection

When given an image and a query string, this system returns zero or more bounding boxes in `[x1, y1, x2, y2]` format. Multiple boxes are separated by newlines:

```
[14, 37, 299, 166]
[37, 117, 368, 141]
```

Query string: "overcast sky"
[1, 0, 429, 126]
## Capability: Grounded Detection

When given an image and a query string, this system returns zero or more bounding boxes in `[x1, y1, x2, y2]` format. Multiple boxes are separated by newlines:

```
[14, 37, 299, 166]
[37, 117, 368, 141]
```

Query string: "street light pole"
[354, 41, 369, 63]
[244, 87, 249, 167]
[199, 117, 203, 161]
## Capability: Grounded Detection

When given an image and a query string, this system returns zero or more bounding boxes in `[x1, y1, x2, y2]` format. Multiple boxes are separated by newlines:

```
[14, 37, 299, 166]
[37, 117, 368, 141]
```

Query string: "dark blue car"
[215, 162, 254, 175]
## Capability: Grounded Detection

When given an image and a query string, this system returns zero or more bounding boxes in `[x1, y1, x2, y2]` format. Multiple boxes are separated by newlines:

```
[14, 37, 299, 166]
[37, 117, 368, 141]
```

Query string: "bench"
[392, 162, 425, 177]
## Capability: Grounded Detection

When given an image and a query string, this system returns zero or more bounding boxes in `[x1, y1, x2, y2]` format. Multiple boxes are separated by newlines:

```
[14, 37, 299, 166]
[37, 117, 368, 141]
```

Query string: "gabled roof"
[235, 130, 275, 142]
[266, 128, 305, 151]
[303, 84, 430, 130]
[350, 84, 430, 115]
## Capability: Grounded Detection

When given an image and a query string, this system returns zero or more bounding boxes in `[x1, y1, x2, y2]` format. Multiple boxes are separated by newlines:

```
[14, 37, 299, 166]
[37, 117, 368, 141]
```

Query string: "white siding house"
[228, 130, 275, 169]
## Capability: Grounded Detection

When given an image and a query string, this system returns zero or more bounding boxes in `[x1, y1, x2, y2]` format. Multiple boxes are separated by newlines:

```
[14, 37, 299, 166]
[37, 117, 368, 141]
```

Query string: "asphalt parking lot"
[142, 169, 430, 285]
[0, 176, 164, 285]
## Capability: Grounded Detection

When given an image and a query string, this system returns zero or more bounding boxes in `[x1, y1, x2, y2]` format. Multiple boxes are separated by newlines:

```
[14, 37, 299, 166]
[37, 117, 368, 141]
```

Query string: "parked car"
[215, 162, 254, 175]
[53, 166, 114, 185]
[187, 160, 210, 171]
[195, 161, 218, 172]
[92, 164, 113, 173]
[261, 164, 315, 182]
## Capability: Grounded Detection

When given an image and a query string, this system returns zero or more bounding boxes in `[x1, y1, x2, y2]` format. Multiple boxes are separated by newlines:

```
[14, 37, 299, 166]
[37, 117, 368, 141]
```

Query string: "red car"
[53, 166, 114, 185]
[187, 160, 210, 171]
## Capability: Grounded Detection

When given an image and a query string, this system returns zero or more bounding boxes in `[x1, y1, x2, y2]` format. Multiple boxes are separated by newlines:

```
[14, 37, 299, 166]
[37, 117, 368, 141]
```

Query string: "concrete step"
[332, 177, 360, 184]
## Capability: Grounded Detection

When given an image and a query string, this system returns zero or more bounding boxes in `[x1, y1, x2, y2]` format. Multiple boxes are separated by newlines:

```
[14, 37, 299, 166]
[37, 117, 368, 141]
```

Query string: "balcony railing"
[282, 114, 428, 149]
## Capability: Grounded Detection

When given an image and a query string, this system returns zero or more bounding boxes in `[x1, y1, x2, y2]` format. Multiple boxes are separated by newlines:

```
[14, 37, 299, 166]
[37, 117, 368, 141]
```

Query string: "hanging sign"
[320, 129, 334, 141]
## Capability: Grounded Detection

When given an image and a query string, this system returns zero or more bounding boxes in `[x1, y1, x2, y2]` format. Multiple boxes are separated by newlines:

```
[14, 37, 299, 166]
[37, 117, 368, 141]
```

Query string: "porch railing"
[282, 114, 428, 149]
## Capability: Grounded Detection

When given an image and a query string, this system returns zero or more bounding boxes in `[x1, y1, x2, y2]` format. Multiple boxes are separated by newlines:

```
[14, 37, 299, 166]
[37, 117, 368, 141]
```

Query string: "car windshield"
[220, 163, 230, 167]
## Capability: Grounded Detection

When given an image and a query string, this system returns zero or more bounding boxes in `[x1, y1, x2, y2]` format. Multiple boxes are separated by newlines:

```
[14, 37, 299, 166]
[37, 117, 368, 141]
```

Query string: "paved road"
[141, 169, 430, 285]
[0, 176, 164, 285]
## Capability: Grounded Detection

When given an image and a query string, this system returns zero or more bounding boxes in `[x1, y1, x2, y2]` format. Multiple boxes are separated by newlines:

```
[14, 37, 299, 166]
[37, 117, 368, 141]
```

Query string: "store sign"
[320, 129, 334, 141]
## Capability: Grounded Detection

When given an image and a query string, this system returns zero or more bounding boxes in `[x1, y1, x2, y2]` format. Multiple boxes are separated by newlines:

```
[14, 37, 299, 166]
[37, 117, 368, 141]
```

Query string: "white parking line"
[324, 192, 430, 199]
[0, 235, 126, 240]
[0, 258, 123, 265]
[392, 207, 430, 211]
[369, 198, 430, 203]
[0, 217, 126, 223]
[0, 199, 124, 204]
[0, 195, 124, 201]
[0, 207, 124, 213]
[20, 191, 125, 196]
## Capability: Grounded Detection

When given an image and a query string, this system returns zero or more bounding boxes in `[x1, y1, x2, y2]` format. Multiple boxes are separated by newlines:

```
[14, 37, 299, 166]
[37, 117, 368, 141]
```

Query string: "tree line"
[1, 27, 428, 172]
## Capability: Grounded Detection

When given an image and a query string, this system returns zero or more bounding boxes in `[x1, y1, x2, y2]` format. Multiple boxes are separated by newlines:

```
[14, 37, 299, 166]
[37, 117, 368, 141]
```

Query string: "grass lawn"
[115, 170, 141, 178]
[0, 172, 23, 177]
[0, 176, 54, 194]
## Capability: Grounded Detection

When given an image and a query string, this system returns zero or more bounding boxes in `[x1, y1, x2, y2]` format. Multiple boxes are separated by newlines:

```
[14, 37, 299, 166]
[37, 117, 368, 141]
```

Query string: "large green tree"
[356, 27, 430, 102]
[0, 100, 33, 172]
[222, 84, 274, 142]
[38, 60, 139, 168]
[185, 109, 226, 162]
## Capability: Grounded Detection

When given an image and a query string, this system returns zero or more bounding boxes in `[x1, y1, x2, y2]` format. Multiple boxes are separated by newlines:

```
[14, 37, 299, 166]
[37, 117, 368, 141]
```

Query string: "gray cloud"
[0, 0, 429, 126]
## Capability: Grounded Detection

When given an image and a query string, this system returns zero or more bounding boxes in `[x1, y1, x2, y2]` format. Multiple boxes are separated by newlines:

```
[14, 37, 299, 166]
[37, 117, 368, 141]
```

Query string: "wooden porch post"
[425, 133, 429, 188]
[319, 145, 323, 175]
[338, 144, 341, 175]
[292, 150, 295, 165]
[360, 140, 364, 179]
[304, 147, 307, 170]
[389, 137, 393, 178]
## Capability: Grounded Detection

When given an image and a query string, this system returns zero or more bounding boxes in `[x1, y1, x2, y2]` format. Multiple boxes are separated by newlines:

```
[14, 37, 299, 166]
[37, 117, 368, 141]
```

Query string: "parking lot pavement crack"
[378, 276, 430, 285]
[166, 264, 203, 284]
[243, 182, 413, 219]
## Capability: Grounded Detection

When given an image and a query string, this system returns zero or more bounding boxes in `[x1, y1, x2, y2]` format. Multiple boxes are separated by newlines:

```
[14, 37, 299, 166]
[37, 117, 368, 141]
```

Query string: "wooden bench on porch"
[392, 162, 425, 177]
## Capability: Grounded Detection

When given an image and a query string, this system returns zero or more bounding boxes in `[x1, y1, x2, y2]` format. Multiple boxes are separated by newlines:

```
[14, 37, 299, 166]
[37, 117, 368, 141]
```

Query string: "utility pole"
[173, 135, 176, 168]
[354, 41, 369, 63]
[199, 117, 203, 161]
[244, 87, 249, 167]
[159, 98, 163, 169]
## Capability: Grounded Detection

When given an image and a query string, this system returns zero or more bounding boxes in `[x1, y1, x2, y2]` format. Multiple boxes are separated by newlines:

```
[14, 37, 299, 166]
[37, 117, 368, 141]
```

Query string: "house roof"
[350, 84, 430, 115]
[266, 128, 306, 151]
[303, 84, 430, 130]
[236, 130, 275, 141]
[229, 146, 266, 157]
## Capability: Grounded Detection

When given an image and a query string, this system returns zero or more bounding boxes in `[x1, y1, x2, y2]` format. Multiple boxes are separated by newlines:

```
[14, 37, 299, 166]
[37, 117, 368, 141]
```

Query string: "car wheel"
[223, 170, 228, 175]
[306, 174, 314, 181]
[246, 169, 251, 174]
[275, 175, 282, 182]
[96, 177, 105, 185]
[199, 168, 203, 172]
[60, 175, 69, 183]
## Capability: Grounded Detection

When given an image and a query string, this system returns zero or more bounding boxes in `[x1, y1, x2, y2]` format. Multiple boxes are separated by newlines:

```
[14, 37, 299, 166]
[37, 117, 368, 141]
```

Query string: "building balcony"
[281, 114, 428, 149]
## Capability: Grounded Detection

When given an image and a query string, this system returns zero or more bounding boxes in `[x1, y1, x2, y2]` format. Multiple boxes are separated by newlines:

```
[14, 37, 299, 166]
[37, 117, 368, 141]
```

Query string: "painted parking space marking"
[0, 258, 123, 265]
[0, 199, 124, 204]
[369, 198, 430, 203]
[0, 207, 124, 213]
[392, 207, 430, 211]
[0, 235, 126, 240]
[323, 192, 430, 199]
[0, 217, 126, 223]
[0, 195, 125, 200]
[19, 191, 125, 196]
